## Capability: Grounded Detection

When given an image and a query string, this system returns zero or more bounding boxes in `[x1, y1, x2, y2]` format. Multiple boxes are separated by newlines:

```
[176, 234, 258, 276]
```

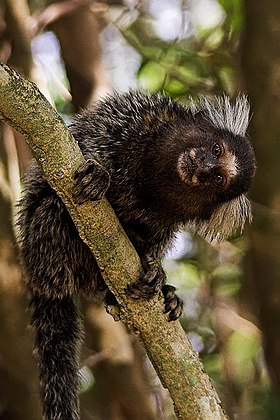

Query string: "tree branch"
[0, 63, 228, 420]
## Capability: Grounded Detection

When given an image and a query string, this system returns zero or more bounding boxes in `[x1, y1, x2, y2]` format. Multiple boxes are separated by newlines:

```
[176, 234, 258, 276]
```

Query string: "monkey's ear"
[191, 195, 252, 242]
[189, 94, 250, 137]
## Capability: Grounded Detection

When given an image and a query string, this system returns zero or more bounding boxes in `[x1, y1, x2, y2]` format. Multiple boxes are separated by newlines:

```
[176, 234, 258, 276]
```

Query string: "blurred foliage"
[164, 236, 271, 419]
[218, 0, 245, 35]
[45, 1, 243, 109]
[99, 6, 273, 417]
[122, 0, 243, 98]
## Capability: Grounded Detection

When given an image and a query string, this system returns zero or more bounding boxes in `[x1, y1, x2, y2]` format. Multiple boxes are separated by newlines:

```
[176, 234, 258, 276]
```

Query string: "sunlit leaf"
[137, 60, 166, 91]
[226, 331, 259, 386]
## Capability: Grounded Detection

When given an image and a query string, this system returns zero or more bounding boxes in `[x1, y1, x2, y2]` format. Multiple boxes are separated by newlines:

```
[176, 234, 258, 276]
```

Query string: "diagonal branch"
[0, 63, 228, 420]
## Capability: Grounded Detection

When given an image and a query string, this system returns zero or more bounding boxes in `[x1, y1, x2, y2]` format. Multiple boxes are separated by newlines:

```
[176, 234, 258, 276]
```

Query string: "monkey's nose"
[196, 163, 216, 181]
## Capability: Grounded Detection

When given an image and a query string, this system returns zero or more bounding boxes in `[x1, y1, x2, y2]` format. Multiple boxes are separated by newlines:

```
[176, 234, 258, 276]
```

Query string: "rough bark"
[0, 63, 228, 420]
[2, 0, 34, 169]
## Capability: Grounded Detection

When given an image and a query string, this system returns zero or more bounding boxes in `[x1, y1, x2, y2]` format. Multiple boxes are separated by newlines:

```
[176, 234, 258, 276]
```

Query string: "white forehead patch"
[189, 149, 196, 159]
[223, 151, 238, 177]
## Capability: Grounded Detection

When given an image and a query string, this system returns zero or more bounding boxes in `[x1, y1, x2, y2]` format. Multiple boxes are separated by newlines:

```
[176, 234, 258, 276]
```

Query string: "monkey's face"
[176, 130, 256, 240]
[178, 140, 237, 190]
[177, 130, 255, 201]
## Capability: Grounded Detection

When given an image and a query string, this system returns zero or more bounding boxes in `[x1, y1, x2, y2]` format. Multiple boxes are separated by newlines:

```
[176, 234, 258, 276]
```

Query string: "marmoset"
[17, 91, 255, 420]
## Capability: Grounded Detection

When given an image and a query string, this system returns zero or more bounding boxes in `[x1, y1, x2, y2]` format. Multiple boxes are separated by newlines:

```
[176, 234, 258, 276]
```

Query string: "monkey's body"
[17, 91, 255, 419]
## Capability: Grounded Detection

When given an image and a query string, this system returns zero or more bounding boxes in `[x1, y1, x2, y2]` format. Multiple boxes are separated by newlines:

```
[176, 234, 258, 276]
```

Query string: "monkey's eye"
[211, 143, 222, 158]
[213, 173, 225, 187]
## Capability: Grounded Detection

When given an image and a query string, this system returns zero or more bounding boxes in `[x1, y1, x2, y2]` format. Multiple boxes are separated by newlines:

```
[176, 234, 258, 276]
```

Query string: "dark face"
[141, 107, 255, 230]
[177, 130, 256, 207]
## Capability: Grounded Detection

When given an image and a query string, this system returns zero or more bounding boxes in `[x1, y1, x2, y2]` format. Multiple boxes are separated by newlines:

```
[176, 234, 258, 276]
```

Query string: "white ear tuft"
[190, 94, 250, 137]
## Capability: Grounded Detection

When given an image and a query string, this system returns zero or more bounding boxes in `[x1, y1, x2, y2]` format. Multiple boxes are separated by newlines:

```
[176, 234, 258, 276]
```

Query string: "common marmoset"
[17, 91, 256, 420]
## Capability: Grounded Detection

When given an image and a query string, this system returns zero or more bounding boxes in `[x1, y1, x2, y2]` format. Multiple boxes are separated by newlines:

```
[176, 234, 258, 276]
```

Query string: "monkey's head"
[177, 95, 256, 241]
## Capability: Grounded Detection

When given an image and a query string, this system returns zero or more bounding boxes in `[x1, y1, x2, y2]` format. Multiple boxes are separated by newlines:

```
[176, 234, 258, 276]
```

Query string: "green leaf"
[226, 331, 259, 386]
[137, 60, 166, 92]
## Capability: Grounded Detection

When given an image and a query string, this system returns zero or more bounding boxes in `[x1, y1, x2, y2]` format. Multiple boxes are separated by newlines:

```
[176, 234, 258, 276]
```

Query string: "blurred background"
[0, 0, 280, 419]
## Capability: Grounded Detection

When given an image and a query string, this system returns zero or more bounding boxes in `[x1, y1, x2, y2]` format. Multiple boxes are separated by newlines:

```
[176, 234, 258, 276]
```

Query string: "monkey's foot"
[162, 285, 183, 321]
[125, 262, 166, 300]
[73, 159, 110, 204]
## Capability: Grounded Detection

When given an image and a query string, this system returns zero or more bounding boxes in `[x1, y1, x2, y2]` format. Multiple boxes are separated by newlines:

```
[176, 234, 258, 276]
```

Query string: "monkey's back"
[17, 161, 108, 299]
[17, 91, 190, 299]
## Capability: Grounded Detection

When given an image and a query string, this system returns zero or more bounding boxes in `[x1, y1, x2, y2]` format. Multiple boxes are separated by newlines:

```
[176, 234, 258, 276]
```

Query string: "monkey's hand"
[72, 159, 111, 204]
[125, 255, 183, 321]
[162, 285, 183, 321]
